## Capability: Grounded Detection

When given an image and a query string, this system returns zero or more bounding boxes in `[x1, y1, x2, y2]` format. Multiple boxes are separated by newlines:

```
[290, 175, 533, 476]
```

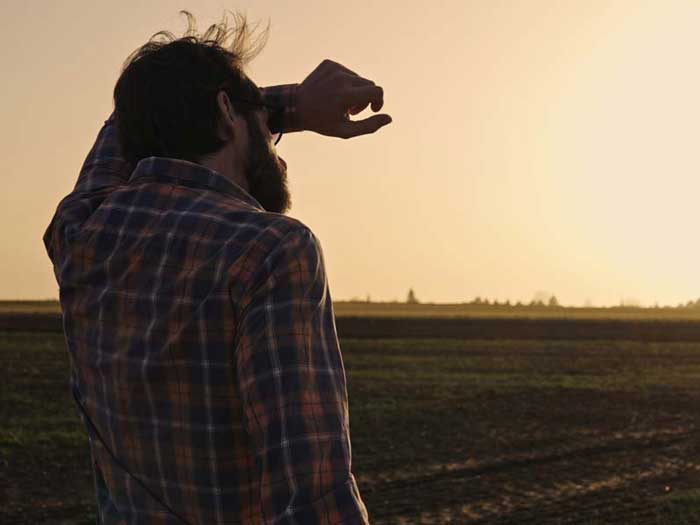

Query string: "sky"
[2, 0, 700, 306]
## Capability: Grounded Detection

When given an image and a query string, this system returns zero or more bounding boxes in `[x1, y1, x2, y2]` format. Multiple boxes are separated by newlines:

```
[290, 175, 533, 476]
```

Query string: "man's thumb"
[338, 114, 392, 139]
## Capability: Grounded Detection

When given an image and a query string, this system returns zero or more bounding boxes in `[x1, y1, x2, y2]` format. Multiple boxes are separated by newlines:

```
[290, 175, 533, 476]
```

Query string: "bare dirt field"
[4, 315, 700, 523]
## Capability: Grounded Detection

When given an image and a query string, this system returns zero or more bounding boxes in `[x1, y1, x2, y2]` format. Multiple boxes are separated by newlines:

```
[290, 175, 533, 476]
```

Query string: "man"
[43, 12, 391, 524]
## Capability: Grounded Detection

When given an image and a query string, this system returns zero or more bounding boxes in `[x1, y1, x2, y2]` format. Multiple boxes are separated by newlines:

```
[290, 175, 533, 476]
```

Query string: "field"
[5, 304, 700, 523]
[10, 299, 700, 320]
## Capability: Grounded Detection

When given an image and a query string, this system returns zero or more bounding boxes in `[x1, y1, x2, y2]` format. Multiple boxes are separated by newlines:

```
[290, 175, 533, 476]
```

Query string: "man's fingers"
[348, 102, 369, 115]
[342, 85, 384, 112]
[337, 113, 392, 139]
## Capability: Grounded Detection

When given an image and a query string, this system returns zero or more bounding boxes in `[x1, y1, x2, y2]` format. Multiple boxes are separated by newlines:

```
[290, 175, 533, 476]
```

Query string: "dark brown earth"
[7, 312, 700, 342]
[5, 324, 700, 523]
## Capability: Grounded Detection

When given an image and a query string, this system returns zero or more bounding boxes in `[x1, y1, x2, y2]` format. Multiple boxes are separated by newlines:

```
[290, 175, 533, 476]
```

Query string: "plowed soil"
[4, 331, 700, 523]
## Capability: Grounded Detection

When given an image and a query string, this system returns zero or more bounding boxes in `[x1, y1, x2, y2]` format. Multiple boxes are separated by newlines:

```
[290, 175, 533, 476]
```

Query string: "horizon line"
[1, 297, 699, 310]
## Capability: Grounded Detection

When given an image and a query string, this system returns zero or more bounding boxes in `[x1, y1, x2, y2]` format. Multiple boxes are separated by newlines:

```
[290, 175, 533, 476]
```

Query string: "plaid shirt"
[43, 84, 369, 525]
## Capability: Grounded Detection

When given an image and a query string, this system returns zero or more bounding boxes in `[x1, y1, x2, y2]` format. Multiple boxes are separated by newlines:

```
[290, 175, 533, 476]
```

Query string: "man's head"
[113, 11, 290, 213]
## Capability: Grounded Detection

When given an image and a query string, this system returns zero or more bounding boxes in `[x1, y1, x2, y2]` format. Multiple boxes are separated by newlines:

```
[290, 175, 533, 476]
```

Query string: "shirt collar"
[128, 156, 264, 211]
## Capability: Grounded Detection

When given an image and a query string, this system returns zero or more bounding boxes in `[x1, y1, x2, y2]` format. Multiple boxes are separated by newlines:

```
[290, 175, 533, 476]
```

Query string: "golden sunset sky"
[2, 0, 700, 306]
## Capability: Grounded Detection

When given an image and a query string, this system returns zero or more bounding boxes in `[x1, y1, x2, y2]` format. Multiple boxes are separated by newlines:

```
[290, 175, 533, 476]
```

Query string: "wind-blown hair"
[113, 10, 269, 166]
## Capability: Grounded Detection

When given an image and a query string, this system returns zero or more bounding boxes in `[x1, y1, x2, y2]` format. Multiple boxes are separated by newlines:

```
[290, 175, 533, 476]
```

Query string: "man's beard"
[243, 114, 291, 214]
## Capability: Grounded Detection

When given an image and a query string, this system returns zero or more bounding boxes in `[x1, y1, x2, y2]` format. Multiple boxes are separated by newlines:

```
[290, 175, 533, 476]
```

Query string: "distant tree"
[515, 301, 523, 307]
[366, 294, 371, 303]
[548, 296, 560, 307]
[406, 288, 419, 304]
[504, 299, 511, 306]
[532, 290, 551, 305]
[473, 296, 483, 305]
[620, 298, 641, 307]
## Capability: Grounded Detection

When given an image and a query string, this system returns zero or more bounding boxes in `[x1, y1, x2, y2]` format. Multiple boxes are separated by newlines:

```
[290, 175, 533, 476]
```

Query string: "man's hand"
[297, 60, 392, 139]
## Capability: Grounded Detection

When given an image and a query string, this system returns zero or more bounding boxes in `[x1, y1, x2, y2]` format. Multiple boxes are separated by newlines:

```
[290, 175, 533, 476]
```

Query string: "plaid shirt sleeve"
[234, 227, 369, 525]
[72, 112, 133, 194]
[261, 84, 303, 134]
[71, 84, 299, 194]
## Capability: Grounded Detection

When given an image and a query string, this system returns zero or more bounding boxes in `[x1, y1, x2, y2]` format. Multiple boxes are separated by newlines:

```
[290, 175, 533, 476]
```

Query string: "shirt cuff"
[262, 83, 304, 134]
[282, 84, 303, 133]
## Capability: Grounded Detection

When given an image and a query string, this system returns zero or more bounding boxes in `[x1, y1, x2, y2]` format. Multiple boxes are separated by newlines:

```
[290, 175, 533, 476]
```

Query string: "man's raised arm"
[70, 59, 389, 196]
[71, 113, 133, 194]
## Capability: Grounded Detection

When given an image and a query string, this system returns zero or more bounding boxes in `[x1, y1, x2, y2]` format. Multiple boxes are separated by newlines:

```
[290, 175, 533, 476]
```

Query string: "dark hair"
[113, 11, 268, 166]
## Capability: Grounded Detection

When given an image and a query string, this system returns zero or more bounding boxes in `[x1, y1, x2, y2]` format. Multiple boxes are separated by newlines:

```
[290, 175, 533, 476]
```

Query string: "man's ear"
[216, 90, 236, 141]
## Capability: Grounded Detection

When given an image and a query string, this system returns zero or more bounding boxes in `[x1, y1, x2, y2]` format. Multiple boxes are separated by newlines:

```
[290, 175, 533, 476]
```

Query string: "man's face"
[240, 109, 291, 214]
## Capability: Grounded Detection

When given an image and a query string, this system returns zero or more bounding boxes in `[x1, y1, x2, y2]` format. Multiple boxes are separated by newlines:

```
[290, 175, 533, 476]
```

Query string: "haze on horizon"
[2, 0, 700, 307]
